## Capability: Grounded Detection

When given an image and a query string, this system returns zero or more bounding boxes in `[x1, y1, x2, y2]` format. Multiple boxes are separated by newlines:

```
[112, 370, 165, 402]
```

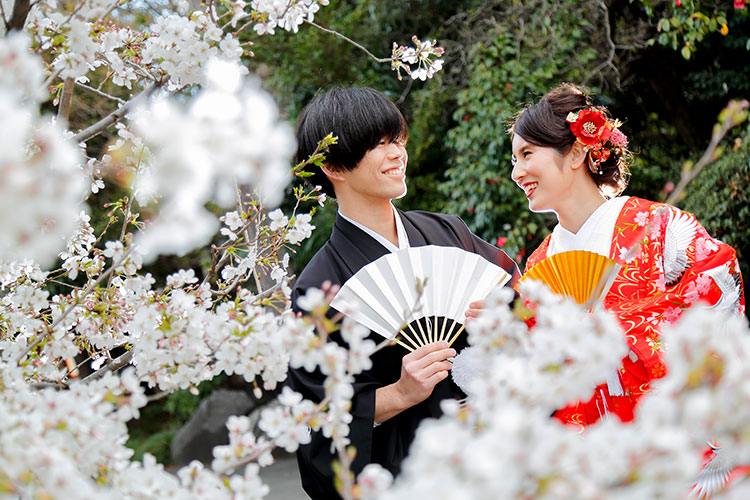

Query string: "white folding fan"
[330, 245, 512, 351]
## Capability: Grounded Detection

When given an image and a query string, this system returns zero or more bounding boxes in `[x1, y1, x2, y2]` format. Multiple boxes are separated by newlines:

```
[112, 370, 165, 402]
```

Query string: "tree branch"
[57, 77, 75, 121]
[8, 0, 32, 32]
[17, 249, 134, 364]
[75, 81, 125, 104]
[0, 0, 10, 32]
[72, 86, 152, 143]
[396, 78, 414, 104]
[584, 1, 620, 90]
[305, 19, 392, 63]
[81, 349, 134, 382]
[666, 102, 745, 204]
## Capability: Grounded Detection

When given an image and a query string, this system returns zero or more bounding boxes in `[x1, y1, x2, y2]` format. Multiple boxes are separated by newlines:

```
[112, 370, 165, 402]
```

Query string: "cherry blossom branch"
[100, 0, 121, 22]
[62, 353, 94, 382]
[212, 441, 278, 476]
[75, 81, 125, 104]
[206, 0, 217, 24]
[202, 215, 261, 287]
[81, 349, 134, 382]
[305, 19, 392, 63]
[17, 249, 134, 364]
[146, 389, 171, 403]
[233, 16, 256, 36]
[30, 381, 69, 390]
[72, 86, 153, 143]
[105, 195, 137, 289]
[57, 77, 75, 121]
[122, 58, 157, 81]
[256, 276, 292, 302]
[334, 442, 357, 500]
[234, 182, 266, 295]
[41, 67, 63, 92]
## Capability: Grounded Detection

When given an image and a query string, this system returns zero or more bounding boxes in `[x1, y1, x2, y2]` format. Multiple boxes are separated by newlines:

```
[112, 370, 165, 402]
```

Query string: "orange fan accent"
[519, 250, 620, 307]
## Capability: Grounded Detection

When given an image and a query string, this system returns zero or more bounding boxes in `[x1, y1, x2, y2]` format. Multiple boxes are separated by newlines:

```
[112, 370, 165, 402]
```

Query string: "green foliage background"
[682, 123, 750, 283]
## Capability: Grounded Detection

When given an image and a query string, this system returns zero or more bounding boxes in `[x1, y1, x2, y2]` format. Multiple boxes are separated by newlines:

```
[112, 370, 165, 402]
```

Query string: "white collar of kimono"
[338, 203, 410, 253]
[548, 196, 629, 258]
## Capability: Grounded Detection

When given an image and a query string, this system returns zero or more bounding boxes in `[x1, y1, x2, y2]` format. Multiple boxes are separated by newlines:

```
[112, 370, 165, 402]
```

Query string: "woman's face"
[510, 134, 573, 214]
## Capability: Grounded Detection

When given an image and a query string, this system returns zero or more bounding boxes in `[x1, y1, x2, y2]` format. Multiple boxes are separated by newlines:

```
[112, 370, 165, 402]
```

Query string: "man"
[288, 87, 519, 499]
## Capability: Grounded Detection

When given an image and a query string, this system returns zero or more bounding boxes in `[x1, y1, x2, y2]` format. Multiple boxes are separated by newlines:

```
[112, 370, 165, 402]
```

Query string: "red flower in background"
[496, 236, 507, 247]
[735, 0, 745, 9]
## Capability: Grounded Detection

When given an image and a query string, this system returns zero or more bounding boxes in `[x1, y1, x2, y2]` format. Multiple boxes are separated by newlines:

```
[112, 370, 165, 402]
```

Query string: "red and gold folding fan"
[518, 250, 620, 308]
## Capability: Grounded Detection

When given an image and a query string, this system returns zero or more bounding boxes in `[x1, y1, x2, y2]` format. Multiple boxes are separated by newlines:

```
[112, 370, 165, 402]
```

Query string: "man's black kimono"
[288, 209, 520, 499]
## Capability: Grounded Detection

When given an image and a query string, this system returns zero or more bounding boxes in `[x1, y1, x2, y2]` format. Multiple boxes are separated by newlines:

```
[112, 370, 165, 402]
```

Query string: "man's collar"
[337, 204, 410, 253]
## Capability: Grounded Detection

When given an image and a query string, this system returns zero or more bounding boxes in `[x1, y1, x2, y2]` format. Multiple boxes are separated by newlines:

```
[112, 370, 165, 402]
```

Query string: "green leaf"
[681, 45, 692, 60]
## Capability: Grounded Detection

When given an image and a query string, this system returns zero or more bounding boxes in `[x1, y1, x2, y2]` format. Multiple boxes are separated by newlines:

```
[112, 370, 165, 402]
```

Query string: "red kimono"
[525, 197, 745, 428]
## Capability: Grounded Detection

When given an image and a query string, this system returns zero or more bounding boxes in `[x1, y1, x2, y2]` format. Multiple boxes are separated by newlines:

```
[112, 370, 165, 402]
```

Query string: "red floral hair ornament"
[566, 108, 628, 174]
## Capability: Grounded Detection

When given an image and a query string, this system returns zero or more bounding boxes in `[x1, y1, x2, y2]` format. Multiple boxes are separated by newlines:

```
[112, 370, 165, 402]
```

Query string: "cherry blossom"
[0, 35, 87, 268]
[130, 59, 294, 260]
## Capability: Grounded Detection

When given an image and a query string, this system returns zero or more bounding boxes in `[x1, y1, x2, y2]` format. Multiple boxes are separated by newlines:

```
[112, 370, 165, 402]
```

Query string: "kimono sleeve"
[607, 203, 745, 381]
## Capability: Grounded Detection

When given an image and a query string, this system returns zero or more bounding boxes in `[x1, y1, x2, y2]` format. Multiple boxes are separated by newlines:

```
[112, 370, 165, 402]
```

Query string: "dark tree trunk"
[8, 0, 32, 32]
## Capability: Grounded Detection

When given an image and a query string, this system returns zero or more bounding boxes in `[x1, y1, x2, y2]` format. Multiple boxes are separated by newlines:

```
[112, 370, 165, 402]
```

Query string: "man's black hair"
[294, 86, 408, 199]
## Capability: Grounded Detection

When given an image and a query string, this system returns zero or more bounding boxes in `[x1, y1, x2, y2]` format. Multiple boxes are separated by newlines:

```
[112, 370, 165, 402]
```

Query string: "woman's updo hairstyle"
[511, 83, 630, 197]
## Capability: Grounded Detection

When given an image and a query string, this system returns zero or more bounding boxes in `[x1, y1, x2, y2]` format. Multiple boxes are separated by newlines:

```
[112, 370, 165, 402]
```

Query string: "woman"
[508, 83, 744, 427]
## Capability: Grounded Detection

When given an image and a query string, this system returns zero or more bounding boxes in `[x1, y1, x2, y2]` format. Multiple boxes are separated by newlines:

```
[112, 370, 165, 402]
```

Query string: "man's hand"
[374, 341, 455, 424]
[394, 341, 455, 407]
[464, 299, 484, 323]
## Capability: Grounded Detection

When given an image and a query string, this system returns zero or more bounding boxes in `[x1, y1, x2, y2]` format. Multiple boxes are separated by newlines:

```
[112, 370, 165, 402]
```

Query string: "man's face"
[338, 138, 408, 201]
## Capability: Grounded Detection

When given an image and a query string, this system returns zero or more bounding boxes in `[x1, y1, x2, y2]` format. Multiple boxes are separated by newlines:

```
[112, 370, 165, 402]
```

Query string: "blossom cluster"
[0, 370, 147, 498]
[0, 23, 326, 499]
[27, 2, 245, 89]
[453, 282, 627, 419]
[0, 34, 88, 268]
[1, 1, 450, 499]
[383, 283, 750, 499]
[391, 36, 445, 81]
[125, 59, 295, 260]
[250, 0, 331, 35]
